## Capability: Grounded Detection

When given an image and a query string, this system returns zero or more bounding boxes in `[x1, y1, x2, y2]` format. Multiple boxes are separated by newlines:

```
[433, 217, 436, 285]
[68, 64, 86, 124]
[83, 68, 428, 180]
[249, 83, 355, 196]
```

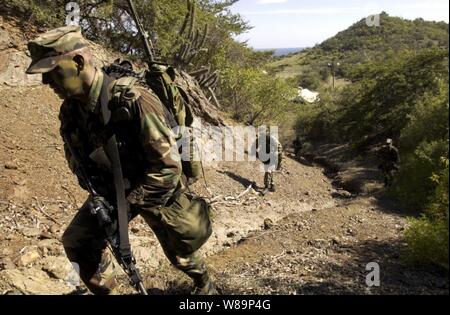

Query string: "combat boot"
[192, 272, 219, 295]
[86, 250, 120, 295]
[87, 273, 119, 295]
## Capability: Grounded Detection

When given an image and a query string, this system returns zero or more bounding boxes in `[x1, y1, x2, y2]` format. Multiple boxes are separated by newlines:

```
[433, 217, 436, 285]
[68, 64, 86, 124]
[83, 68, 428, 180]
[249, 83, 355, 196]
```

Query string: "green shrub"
[405, 215, 449, 272]
[295, 90, 341, 142]
[297, 68, 322, 90]
[390, 140, 448, 208]
[219, 66, 297, 126]
[1, 0, 65, 27]
[389, 82, 449, 208]
[404, 159, 449, 272]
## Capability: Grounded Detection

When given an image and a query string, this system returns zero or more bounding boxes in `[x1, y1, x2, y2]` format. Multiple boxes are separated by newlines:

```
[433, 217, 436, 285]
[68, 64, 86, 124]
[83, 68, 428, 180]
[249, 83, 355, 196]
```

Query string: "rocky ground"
[0, 18, 448, 295]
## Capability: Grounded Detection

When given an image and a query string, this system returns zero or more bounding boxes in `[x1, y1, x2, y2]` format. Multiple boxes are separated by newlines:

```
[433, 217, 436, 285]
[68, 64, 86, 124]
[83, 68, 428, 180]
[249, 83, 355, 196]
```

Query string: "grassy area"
[267, 52, 308, 79]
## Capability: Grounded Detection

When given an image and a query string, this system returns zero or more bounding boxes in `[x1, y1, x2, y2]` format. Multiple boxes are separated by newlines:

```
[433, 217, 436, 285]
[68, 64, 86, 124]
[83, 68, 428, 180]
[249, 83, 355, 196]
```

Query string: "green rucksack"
[104, 59, 201, 183]
[145, 63, 201, 183]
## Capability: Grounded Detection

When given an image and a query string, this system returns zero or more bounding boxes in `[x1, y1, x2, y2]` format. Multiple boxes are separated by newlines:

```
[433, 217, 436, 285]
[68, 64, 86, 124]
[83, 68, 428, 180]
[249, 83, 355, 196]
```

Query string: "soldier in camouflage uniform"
[377, 139, 400, 187]
[293, 135, 302, 159]
[26, 26, 217, 295]
[253, 131, 283, 194]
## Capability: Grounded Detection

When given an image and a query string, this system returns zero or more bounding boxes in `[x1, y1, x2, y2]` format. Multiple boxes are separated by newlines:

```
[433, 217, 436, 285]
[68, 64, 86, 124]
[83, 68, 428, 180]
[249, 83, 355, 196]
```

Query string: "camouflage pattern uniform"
[255, 133, 283, 192]
[26, 26, 215, 295]
[377, 140, 400, 187]
[293, 136, 302, 158]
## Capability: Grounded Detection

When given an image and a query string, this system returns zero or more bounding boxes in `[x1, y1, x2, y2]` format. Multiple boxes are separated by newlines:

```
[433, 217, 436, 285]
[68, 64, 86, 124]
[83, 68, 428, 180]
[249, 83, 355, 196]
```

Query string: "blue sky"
[229, 0, 449, 48]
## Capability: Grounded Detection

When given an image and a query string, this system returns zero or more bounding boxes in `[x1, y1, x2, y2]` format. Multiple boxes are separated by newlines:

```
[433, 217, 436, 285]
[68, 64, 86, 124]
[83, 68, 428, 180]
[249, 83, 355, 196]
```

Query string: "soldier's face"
[43, 58, 84, 99]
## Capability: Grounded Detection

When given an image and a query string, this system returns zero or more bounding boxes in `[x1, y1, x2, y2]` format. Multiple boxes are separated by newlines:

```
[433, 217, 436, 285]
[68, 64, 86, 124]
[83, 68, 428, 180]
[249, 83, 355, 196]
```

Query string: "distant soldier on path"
[253, 130, 283, 195]
[293, 135, 303, 159]
[377, 139, 400, 187]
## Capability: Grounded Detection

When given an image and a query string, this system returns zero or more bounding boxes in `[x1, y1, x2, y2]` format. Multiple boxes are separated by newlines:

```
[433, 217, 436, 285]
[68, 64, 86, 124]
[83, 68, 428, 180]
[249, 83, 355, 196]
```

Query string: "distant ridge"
[269, 12, 448, 79]
[255, 47, 306, 57]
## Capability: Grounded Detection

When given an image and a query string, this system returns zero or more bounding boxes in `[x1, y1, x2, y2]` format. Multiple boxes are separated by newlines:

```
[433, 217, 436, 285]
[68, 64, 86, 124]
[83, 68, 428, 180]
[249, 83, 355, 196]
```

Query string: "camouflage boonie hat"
[26, 25, 88, 74]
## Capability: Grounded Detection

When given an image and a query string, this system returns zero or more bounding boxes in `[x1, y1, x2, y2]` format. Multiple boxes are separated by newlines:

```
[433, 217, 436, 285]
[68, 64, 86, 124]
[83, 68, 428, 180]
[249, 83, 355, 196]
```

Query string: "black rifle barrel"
[127, 0, 155, 64]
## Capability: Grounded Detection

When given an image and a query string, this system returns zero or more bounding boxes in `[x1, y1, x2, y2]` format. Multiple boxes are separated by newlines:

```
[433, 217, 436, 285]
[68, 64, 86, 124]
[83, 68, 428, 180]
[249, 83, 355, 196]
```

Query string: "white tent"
[294, 87, 320, 104]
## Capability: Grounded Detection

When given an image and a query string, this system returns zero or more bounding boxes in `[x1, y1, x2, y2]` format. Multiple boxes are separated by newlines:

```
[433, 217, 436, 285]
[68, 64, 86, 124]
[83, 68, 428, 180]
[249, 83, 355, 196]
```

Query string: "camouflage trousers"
[262, 162, 277, 190]
[62, 192, 210, 295]
[378, 163, 399, 187]
[264, 171, 274, 189]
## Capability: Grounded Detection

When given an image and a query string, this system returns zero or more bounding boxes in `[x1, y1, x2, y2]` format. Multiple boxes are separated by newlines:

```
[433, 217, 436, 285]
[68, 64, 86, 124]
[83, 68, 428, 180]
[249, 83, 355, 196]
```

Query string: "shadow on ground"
[218, 170, 258, 189]
[213, 236, 449, 295]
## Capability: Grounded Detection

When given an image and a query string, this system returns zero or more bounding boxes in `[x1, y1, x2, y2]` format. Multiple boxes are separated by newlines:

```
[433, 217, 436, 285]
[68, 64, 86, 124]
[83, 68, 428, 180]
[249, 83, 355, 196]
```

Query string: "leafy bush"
[297, 68, 322, 90]
[405, 215, 449, 272]
[390, 82, 449, 208]
[404, 159, 449, 272]
[335, 48, 448, 144]
[219, 66, 297, 125]
[295, 91, 340, 142]
[1, 0, 65, 27]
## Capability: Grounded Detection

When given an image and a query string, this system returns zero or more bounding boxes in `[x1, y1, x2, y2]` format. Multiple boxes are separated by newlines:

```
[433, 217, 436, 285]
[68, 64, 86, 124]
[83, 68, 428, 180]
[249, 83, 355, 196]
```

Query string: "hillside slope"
[268, 13, 449, 82]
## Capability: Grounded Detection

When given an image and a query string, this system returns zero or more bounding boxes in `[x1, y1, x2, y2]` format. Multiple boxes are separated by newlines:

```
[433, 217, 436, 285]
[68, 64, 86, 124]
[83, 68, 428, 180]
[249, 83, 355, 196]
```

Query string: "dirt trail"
[0, 21, 448, 295]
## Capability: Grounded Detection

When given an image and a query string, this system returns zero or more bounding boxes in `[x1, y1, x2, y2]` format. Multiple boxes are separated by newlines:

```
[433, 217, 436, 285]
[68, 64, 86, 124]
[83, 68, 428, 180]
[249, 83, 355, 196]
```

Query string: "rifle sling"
[99, 74, 132, 259]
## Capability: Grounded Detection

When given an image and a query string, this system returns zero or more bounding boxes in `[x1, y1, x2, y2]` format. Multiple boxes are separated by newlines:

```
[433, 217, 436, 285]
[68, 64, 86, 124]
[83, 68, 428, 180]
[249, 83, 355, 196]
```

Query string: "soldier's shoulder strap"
[99, 74, 132, 256]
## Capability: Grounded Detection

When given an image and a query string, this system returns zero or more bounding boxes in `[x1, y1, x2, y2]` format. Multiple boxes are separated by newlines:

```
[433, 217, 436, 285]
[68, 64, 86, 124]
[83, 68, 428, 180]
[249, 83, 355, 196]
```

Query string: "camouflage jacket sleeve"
[131, 86, 183, 208]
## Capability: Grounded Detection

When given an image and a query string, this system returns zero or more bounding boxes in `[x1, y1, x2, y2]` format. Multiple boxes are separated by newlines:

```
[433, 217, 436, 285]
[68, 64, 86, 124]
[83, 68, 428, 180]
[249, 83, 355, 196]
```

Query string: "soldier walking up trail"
[377, 139, 400, 187]
[252, 130, 283, 195]
[293, 135, 303, 159]
[25, 26, 217, 295]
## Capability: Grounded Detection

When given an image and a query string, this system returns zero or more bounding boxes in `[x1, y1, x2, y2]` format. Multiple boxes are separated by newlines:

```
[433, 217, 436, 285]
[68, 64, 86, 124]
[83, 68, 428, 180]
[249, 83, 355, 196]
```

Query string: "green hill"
[268, 12, 449, 89]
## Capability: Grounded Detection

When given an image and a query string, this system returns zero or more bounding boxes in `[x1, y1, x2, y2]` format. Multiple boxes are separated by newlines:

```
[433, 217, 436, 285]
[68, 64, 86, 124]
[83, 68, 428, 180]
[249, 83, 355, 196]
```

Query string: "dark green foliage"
[1, 0, 66, 27]
[315, 12, 449, 79]
[389, 81, 449, 209]
[297, 68, 321, 90]
[219, 67, 297, 126]
[336, 49, 448, 144]
[404, 158, 449, 272]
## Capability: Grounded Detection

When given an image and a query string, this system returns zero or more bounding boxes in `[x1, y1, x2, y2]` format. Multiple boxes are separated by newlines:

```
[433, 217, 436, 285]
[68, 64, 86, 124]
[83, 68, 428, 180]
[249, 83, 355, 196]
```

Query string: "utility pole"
[328, 59, 340, 90]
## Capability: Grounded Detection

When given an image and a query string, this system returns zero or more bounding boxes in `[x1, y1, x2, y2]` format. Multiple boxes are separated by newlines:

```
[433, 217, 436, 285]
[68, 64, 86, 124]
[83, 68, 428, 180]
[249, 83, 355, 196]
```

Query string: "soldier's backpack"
[103, 59, 201, 183]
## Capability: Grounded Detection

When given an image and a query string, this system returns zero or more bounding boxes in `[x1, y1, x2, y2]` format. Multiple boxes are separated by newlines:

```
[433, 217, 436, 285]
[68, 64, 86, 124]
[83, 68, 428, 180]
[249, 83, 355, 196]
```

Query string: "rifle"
[127, 0, 155, 64]
[62, 133, 148, 295]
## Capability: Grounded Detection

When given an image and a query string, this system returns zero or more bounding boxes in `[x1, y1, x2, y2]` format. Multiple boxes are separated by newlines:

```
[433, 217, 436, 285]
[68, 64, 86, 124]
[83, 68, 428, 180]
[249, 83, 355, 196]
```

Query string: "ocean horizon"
[255, 47, 306, 57]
